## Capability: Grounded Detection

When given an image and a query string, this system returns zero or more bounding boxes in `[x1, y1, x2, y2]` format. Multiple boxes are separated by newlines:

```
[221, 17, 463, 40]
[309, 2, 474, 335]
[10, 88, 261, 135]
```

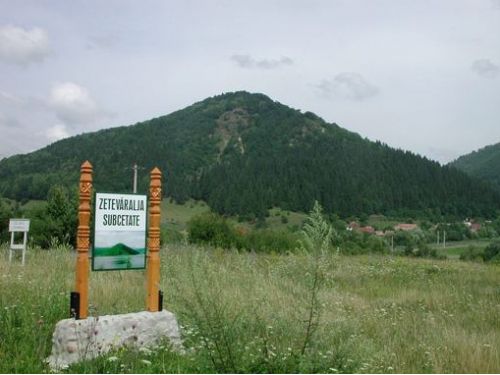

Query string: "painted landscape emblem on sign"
[93, 192, 147, 271]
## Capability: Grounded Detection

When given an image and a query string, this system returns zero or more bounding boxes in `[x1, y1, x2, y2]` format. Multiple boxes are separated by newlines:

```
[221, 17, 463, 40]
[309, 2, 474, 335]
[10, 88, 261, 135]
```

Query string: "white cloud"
[48, 82, 110, 125]
[0, 90, 22, 103]
[316, 73, 379, 101]
[45, 124, 69, 142]
[471, 59, 499, 79]
[0, 25, 50, 65]
[231, 54, 293, 69]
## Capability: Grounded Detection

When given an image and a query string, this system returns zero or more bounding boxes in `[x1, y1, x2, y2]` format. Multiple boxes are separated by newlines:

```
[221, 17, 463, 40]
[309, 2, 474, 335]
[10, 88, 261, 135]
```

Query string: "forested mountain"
[450, 142, 500, 190]
[0, 91, 499, 218]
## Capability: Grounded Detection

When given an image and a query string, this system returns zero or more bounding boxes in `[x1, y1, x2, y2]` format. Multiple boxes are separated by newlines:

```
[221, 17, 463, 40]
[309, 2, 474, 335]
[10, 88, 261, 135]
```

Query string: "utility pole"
[133, 163, 138, 194]
[443, 230, 446, 249]
[129, 163, 145, 193]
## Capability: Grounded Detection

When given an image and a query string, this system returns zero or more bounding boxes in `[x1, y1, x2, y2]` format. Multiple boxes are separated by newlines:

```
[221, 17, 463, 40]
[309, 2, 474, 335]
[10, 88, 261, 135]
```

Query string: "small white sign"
[9, 219, 30, 232]
[9, 219, 30, 265]
[93, 193, 147, 271]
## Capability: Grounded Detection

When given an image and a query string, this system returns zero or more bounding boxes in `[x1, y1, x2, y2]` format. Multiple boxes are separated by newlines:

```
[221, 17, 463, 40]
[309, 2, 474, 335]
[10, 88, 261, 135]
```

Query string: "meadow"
[433, 239, 492, 260]
[160, 199, 308, 233]
[0, 242, 499, 373]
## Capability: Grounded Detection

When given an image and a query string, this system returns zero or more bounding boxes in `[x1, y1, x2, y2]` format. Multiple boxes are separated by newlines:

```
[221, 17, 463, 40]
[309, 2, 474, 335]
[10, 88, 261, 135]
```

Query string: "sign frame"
[9, 218, 30, 232]
[91, 191, 148, 272]
[9, 218, 30, 265]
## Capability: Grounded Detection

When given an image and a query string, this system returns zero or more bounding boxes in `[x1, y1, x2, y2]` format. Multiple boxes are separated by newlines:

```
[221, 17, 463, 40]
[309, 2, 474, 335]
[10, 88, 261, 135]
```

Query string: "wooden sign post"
[146, 167, 162, 312]
[49, 161, 181, 372]
[74, 161, 93, 319]
[71, 161, 163, 319]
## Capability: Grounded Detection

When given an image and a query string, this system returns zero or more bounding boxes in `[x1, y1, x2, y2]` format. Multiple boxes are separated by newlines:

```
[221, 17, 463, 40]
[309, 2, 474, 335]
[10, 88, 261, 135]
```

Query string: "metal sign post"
[8, 219, 30, 265]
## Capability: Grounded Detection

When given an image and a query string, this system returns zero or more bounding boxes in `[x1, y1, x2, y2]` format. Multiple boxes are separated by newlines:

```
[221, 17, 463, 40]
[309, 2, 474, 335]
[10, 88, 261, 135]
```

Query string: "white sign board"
[9, 219, 30, 265]
[93, 193, 147, 271]
[9, 219, 30, 232]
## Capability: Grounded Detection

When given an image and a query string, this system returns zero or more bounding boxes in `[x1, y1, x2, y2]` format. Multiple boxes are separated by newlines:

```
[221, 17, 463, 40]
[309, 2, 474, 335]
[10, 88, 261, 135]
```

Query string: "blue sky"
[1, 0, 499, 163]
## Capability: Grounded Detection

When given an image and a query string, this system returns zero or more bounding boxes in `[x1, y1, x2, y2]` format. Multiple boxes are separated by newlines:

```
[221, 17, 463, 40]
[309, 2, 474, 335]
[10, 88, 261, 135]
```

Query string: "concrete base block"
[46, 310, 182, 370]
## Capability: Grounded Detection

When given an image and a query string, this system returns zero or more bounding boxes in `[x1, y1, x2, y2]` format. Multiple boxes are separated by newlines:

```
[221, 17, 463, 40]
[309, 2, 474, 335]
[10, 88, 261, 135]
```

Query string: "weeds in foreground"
[163, 202, 343, 373]
[298, 201, 334, 356]
[0, 223, 499, 373]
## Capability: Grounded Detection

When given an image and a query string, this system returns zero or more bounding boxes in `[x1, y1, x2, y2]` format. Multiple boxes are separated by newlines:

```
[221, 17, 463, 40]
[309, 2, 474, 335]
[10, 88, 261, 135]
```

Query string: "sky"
[0, 0, 499, 164]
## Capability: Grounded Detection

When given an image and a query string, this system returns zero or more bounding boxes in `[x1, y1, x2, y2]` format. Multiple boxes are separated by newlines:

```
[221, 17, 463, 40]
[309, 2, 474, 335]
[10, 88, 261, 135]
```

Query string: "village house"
[394, 223, 418, 231]
[359, 225, 375, 234]
[464, 219, 482, 233]
[346, 221, 360, 231]
[470, 223, 481, 233]
[347, 221, 376, 234]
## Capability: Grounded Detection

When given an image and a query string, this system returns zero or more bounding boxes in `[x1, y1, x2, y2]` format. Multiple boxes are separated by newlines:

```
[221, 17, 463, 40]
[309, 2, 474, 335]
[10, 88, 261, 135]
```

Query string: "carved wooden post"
[146, 167, 162, 311]
[75, 161, 93, 319]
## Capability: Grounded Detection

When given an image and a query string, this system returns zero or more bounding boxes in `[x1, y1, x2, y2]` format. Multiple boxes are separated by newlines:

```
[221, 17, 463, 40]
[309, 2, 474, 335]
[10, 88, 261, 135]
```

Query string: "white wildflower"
[139, 347, 152, 355]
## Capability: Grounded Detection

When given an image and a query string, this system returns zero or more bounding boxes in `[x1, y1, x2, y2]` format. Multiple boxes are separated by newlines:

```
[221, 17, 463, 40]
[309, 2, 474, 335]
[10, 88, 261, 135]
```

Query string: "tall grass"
[0, 242, 499, 373]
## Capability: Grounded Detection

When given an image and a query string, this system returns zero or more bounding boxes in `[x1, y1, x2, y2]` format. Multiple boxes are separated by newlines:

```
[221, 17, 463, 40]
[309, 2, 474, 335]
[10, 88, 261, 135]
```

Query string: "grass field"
[432, 239, 491, 259]
[161, 199, 210, 230]
[265, 207, 307, 230]
[1, 243, 499, 373]
[159, 200, 308, 233]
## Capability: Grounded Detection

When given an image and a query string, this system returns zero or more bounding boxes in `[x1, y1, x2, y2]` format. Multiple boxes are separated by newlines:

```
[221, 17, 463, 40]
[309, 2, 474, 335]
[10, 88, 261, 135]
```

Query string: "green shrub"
[477, 226, 498, 239]
[459, 245, 484, 262]
[436, 223, 469, 241]
[0, 197, 14, 243]
[413, 241, 438, 258]
[161, 226, 186, 245]
[187, 212, 301, 253]
[339, 232, 389, 255]
[27, 186, 77, 249]
[340, 240, 364, 255]
[187, 212, 237, 249]
[365, 236, 388, 254]
[244, 229, 299, 253]
[395, 231, 414, 247]
[483, 241, 500, 263]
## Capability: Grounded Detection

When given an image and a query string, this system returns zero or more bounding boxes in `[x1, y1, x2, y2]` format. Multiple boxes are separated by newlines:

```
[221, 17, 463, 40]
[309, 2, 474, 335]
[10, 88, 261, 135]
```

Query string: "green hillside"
[450, 142, 500, 190]
[93, 242, 142, 257]
[0, 91, 499, 218]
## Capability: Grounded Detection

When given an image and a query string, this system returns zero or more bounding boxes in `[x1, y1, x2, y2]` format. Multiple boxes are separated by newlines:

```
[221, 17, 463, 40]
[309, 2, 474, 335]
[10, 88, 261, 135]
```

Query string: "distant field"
[432, 239, 491, 259]
[1, 244, 499, 373]
[17, 200, 357, 232]
[265, 207, 307, 230]
[19, 199, 211, 230]
[160, 199, 210, 230]
[20, 199, 47, 211]
[159, 200, 307, 232]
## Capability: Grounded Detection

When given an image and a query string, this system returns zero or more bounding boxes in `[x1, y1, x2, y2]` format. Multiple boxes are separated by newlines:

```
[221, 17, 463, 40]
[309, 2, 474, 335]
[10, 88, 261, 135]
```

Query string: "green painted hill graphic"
[94, 243, 144, 257]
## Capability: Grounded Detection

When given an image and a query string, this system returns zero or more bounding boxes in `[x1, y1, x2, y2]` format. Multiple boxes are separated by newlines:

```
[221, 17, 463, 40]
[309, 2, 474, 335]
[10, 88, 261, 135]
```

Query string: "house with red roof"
[394, 223, 418, 231]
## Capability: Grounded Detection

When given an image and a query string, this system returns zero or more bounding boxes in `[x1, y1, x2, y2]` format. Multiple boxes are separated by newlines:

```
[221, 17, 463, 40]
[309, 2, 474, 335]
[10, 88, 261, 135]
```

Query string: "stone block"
[46, 310, 182, 370]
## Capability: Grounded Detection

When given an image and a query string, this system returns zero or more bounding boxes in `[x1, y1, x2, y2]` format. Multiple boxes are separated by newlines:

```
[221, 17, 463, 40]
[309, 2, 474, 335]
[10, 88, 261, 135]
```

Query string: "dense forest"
[450, 142, 500, 190]
[0, 91, 499, 218]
